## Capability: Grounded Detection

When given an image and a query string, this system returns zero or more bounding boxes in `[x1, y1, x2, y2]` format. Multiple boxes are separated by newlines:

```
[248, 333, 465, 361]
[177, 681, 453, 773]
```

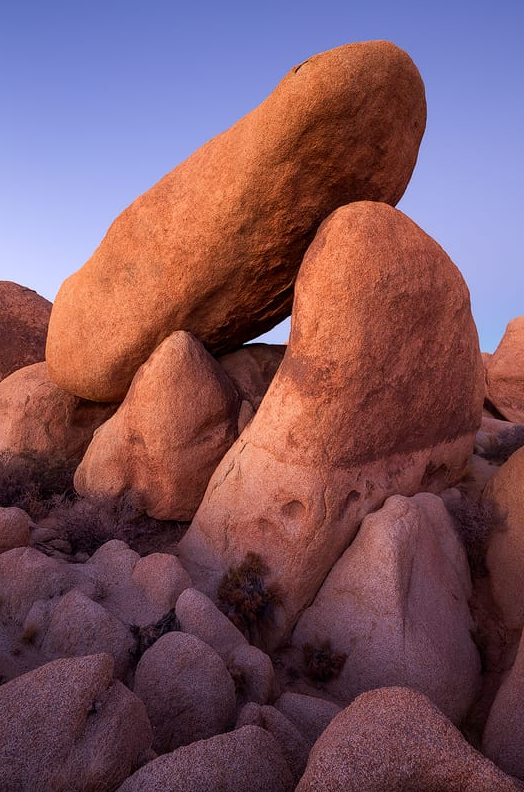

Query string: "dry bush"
[130, 608, 180, 663]
[446, 494, 507, 578]
[302, 640, 347, 683]
[0, 451, 75, 520]
[47, 493, 186, 556]
[218, 552, 281, 640]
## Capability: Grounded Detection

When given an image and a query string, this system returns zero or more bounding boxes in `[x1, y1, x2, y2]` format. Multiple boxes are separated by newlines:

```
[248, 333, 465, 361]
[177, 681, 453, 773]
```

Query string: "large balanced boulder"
[0, 362, 116, 464]
[74, 332, 239, 521]
[46, 40, 426, 401]
[486, 317, 524, 422]
[0, 653, 153, 792]
[179, 201, 484, 641]
[292, 493, 480, 724]
[296, 687, 523, 791]
[0, 281, 51, 382]
[484, 446, 524, 630]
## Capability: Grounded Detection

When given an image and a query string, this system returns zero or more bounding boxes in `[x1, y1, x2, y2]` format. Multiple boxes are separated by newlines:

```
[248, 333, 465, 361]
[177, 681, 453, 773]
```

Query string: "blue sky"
[1, 0, 522, 352]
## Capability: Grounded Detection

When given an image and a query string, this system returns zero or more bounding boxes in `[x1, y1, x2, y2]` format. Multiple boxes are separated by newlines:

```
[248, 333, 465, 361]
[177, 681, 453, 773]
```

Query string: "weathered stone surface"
[486, 317, 524, 422]
[292, 493, 480, 723]
[133, 631, 236, 753]
[116, 725, 294, 792]
[0, 362, 116, 463]
[0, 506, 30, 552]
[0, 281, 51, 382]
[0, 653, 153, 792]
[274, 692, 341, 750]
[46, 41, 426, 402]
[236, 703, 309, 782]
[175, 586, 248, 658]
[484, 446, 524, 630]
[74, 332, 239, 521]
[296, 687, 523, 792]
[179, 201, 483, 641]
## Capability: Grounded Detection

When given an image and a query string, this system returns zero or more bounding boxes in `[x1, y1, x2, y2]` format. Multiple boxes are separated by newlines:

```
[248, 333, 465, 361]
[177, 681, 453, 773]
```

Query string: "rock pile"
[1, 39, 524, 792]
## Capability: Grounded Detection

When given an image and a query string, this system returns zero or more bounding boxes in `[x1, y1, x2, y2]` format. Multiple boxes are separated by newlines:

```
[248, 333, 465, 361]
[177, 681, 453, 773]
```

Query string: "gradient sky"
[1, 0, 522, 352]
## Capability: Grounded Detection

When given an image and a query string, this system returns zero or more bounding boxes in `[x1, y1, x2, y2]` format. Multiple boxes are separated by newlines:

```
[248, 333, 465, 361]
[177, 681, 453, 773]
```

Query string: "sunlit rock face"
[46, 40, 426, 402]
[0, 281, 51, 383]
[179, 201, 484, 645]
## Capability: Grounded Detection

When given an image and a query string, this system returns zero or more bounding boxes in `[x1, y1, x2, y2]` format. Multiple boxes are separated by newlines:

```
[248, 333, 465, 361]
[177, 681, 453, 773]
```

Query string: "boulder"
[296, 687, 523, 792]
[116, 725, 294, 792]
[74, 332, 239, 521]
[483, 627, 524, 780]
[486, 317, 524, 422]
[0, 653, 153, 792]
[484, 446, 524, 630]
[292, 493, 480, 723]
[0, 362, 116, 463]
[46, 40, 426, 402]
[274, 692, 341, 750]
[0, 281, 51, 382]
[133, 631, 236, 753]
[0, 506, 30, 552]
[179, 201, 484, 642]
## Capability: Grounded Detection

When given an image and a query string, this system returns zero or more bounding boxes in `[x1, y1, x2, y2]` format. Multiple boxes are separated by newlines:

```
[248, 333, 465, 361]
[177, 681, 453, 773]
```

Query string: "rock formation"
[486, 317, 524, 422]
[179, 201, 484, 641]
[0, 281, 51, 382]
[46, 40, 426, 401]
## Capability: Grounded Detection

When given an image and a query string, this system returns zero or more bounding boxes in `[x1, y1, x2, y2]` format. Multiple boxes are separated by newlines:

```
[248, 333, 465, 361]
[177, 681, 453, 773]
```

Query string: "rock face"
[74, 332, 239, 521]
[484, 446, 524, 630]
[0, 653, 153, 792]
[0, 506, 31, 552]
[46, 40, 426, 401]
[0, 362, 117, 463]
[133, 631, 236, 753]
[116, 725, 294, 792]
[482, 627, 524, 780]
[486, 317, 524, 422]
[0, 281, 52, 382]
[296, 687, 523, 792]
[179, 201, 484, 640]
[292, 493, 480, 724]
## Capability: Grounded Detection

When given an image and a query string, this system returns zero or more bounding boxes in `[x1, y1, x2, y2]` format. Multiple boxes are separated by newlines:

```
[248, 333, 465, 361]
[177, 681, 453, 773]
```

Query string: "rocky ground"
[1, 38, 524, 792]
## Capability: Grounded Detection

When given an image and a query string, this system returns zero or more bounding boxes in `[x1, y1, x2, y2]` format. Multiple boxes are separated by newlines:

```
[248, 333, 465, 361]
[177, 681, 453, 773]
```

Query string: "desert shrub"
[446, 494, 506, 578]
[477, 425, 524, 464]
[47, 492, 187, 556]
[130, 608, 180, 663]
[302, 640, 347, 683]
[217, 552, 281, 640]
[0, 451, 76, 520]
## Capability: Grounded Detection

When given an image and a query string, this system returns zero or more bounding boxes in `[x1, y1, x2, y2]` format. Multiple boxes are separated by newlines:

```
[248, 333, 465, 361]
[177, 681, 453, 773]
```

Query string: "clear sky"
[1, 0, 522, 352]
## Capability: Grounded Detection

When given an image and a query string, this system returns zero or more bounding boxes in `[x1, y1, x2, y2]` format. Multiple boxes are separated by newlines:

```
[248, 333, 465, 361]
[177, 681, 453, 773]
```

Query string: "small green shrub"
[217, 552, 281, 640]
[303, 640, 347, 683]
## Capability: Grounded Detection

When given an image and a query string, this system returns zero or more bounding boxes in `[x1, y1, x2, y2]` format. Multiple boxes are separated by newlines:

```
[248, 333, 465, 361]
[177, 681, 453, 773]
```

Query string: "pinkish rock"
[179, 202, 484, 643]
[292, 493, 480, 724]
[131, 552, 192, 612]
[0, 653, 153, 792]
[74, 332, 239, 521]
[237, 702, 309, 782]
[133, 631, 236, 753]
[274, 691, 341, 750]
[0, 281, 52, 382]
[47, 41, 426, 403]
[296, 687, 523, 792]
[0, 362, 117, 463]
[116, 725, 294, 792]
[0, 506, 30, 552]
[483, 627, 524, 780]
[486, 317, 524, 422]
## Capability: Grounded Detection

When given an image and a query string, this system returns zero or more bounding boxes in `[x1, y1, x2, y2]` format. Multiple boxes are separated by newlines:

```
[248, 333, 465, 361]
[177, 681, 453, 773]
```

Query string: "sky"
[1, 0, 522, 353]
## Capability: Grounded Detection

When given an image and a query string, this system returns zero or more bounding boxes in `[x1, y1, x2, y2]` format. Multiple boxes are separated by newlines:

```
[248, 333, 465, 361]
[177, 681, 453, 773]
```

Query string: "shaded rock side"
[46, 40, 426, 401]
[486, 317, 524, 422]
[0, 362, 117, 463]
[74, 332, 239, 521]
[292, 493, 480, 724]
[0, 653, 153, 792]
[484, 445, 524, 630]
[296, 687, 523, 792]
[179, 201, 484, 641]
[0, 281, 51, 382]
